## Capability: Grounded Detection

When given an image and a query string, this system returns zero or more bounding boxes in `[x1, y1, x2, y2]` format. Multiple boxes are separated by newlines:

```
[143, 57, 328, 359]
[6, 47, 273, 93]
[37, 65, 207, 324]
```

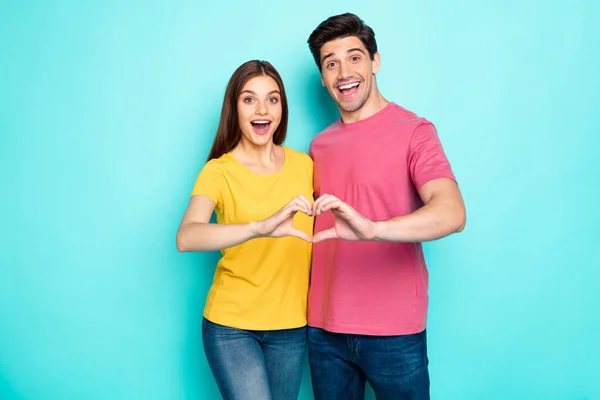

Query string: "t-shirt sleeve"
[190, 160, 224, 208]
[408, 122, 456, 191]
[305, 153, 314, 189]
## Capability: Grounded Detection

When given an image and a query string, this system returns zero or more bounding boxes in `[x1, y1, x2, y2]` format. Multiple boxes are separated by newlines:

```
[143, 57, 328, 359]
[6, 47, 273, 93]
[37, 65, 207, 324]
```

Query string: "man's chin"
[333, 92, 368, 113]
[337, 100, 362, 113]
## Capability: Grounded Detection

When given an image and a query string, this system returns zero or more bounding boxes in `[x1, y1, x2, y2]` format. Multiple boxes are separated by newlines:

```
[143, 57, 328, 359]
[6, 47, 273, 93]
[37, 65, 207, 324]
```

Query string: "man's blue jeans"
[308, 326, 430, 400]
[202, 317, 307, 400]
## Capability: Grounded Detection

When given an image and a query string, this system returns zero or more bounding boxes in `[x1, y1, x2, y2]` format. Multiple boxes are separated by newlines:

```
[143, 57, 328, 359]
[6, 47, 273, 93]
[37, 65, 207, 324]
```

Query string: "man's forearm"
[373, 198, 466, 242]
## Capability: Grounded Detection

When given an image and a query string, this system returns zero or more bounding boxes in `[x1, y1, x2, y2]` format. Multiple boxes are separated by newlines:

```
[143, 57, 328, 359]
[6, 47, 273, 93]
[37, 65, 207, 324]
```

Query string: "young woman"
[176, 60, 313, 400]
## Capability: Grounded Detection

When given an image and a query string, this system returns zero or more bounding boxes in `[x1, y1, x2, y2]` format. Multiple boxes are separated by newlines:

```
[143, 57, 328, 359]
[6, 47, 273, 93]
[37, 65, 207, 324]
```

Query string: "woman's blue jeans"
[202, 317, 307, 400]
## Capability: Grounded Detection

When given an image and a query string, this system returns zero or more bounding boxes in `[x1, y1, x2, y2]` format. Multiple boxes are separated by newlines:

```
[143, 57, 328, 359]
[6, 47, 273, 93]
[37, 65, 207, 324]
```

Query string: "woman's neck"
[231, 140, 284, 174]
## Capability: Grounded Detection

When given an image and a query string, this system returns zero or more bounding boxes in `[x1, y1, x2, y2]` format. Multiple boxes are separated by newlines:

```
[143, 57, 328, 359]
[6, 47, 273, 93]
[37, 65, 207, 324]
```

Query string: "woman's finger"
[295, 195, 313, 214]
[288, 227, 312, 243]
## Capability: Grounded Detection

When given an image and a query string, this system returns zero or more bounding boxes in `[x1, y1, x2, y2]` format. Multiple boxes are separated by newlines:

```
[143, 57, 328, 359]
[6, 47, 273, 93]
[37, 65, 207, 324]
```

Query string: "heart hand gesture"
[311, 194, 377, 243]
[253, 195, 314, 242]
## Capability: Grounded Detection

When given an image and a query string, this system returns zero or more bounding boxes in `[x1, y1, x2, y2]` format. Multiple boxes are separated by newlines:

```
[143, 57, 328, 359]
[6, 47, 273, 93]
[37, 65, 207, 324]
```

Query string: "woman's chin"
[242, 132, 273, 146]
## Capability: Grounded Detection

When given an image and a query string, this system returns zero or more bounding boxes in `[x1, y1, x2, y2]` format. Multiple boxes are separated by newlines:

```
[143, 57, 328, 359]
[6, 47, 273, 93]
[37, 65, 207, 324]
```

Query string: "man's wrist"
[372, 218, 403, 242]
[372, 220, 384, 241]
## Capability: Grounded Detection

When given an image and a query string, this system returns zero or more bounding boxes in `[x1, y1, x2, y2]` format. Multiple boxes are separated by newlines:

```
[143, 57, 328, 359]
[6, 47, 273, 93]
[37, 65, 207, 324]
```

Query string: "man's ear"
[321, 74, 325, 87]
[372, 52, 381, 74]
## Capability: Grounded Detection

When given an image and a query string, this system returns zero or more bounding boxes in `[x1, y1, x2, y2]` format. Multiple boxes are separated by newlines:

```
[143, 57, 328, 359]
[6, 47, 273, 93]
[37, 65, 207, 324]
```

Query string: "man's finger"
[312, 228, 337, 243]
[313, 196, 333, 215]
[312, 193, 331, 212]
[320, 199, 345, 214]
[314, 193, 334, 203]
[315, 198, 343, 215]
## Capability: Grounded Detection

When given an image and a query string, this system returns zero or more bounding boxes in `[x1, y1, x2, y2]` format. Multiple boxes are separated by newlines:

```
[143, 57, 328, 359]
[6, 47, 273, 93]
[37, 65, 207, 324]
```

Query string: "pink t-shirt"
[308, 102, 456, 336]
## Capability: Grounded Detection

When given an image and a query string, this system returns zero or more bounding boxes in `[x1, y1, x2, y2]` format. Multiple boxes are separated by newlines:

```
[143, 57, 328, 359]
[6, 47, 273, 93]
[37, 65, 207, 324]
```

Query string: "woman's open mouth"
[251, 120, 271, 135]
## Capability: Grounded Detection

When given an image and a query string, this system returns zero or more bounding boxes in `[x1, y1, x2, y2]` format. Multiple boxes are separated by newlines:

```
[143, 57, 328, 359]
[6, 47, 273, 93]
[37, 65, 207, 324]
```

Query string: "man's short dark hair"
[307, 13, 378, 72]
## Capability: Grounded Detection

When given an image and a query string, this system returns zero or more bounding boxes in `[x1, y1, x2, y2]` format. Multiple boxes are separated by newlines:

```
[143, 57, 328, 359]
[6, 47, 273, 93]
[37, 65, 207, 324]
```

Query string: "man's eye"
[352, 56, 360, 61]
[327, 62, 336, 68]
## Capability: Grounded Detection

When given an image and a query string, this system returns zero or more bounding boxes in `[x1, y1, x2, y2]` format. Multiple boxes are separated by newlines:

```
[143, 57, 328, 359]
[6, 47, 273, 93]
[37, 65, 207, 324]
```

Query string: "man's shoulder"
[387, 102, 432, 126]
[308, 103, 434, 152]
[312, 118, 342, 139]
[307, 118, 343, 155]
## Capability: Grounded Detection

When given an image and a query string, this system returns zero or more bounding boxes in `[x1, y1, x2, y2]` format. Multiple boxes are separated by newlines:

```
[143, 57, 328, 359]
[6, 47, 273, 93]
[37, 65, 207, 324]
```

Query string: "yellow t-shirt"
[191, 146, 314, 330]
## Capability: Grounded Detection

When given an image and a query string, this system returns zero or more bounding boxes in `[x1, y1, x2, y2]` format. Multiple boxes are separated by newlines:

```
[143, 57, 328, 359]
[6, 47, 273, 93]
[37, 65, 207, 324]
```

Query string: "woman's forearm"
[176, 222, 260, 252]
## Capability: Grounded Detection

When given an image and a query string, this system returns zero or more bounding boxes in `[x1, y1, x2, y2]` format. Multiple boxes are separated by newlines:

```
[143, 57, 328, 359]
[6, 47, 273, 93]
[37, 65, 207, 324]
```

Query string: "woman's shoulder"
[201, 153, 236, 172]
[283, 145, 312, 166]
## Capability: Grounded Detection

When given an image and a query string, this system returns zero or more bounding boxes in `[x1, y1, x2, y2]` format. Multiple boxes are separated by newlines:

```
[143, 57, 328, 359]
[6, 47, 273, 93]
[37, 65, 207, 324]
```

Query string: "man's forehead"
[320, 36, 366, 56]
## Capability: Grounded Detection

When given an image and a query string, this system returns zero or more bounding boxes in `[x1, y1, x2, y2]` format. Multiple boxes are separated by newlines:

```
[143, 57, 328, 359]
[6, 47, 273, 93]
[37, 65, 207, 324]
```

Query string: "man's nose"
[337, 61, 351, 80]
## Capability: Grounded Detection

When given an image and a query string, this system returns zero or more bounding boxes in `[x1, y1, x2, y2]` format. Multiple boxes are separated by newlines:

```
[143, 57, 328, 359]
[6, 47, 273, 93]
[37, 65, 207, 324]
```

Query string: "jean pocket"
[202, 318, 249, 340]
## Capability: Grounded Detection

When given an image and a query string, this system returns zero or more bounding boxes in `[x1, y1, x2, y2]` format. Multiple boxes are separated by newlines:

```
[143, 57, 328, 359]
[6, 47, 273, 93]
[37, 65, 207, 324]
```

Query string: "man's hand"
[312, 194, 377, 243]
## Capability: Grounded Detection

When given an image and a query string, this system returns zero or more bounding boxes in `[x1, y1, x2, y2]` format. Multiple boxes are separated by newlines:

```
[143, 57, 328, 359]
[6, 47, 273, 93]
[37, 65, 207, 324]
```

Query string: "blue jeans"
[202, 318, 307, 400]
[308, 327, 430, 400]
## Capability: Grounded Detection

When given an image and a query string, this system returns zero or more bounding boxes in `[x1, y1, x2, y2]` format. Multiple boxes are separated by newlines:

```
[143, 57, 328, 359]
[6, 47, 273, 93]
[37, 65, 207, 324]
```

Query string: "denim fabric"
[308, 327, 430, 400]
[202, 318, 307, 400]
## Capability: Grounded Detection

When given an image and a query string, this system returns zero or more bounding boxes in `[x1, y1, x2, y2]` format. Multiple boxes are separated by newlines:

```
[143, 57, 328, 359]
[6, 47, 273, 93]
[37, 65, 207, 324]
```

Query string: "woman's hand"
[252, 195, 313, 242]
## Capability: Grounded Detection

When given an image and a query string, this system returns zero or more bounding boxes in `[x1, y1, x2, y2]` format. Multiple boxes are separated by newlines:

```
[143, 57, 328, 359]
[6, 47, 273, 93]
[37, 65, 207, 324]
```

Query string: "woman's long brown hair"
[206, 60, 288, 162]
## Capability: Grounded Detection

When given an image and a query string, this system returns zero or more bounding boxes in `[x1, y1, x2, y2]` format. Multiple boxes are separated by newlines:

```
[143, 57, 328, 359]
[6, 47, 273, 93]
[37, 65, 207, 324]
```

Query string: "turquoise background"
[1, 0, 599, 399]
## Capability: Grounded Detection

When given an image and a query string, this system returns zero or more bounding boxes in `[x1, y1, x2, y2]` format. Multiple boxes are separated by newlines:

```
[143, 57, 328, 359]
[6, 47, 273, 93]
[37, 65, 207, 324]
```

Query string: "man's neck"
[340, 91, 389, 124]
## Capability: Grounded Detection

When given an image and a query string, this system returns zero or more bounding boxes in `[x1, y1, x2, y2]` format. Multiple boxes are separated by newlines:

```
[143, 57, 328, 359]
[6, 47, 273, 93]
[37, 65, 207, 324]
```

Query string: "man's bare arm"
[373, 178, 466, 242]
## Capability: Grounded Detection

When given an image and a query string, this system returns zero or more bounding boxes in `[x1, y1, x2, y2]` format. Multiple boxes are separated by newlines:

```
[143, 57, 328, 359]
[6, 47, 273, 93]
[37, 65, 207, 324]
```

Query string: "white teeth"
[252, 120, 270, 124]
[338, 82, 359, 90]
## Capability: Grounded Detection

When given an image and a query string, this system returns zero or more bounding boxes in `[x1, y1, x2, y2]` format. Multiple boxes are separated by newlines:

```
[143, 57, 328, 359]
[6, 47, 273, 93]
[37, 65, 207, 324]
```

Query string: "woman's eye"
[268, 97, 279, 104]
[243, 97, 255, 103]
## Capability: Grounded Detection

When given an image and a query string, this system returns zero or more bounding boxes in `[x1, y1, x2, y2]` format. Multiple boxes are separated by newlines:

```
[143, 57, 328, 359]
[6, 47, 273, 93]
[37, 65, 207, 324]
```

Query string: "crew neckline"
[225, 145, 288, 177]
[335, 102, 396, 130]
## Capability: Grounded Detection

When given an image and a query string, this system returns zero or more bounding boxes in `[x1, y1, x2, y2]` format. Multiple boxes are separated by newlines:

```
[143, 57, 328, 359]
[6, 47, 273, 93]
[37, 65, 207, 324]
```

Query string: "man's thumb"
[312, 228, 336, 243]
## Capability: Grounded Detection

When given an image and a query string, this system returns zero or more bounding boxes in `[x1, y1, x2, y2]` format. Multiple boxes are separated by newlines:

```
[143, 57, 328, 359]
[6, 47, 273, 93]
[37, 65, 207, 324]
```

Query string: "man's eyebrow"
[321, 47, 367, 65]
[347, 47, 367, 55]
[321, 52, 336, 65]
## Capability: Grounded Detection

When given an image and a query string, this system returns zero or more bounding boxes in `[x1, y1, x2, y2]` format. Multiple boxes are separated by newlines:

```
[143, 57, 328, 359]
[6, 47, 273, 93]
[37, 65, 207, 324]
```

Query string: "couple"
[176, 13, 466, 400]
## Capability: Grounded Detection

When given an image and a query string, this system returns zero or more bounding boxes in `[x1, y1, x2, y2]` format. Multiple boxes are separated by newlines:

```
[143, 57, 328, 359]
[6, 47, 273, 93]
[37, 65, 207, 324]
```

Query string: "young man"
[305, 13, 466, 400]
